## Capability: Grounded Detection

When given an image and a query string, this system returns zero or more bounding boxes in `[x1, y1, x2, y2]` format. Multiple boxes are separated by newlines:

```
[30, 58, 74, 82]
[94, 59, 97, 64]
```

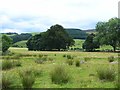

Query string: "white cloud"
[2, 28, 21, 33]
[0, 0, 119, 33]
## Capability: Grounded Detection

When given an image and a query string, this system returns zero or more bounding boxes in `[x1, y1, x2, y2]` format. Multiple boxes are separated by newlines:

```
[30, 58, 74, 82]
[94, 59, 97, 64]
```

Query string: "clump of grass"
[35, 56, 48, 64]
[48, 57, 53, 61]
[38, 54, 43, 58]
[75, 60, 80, 67]
[96, 65, 116, 81]
[42, 56, 47, 61]
[50, 64, 70, 84]
[12, 54, 22, 59]
[2, 54, 22, 60]
[33, 68, 42, 77]
[66, 59, 74, 65]
[13, 60, 21, 67]
[114, 79, 120, 88]
[19, 68, 35, 89]
[84, 57, 91, 62]
[2, 60, 13, 70]
[63, 54, 66, 57]
[44, 54, 48, 57]
[2, 56, 11, 60]
[67, 55, 73, 59]
[35, 58, 44, 64]
[2, 72, 14, 89]
[108, 56, 114, 62]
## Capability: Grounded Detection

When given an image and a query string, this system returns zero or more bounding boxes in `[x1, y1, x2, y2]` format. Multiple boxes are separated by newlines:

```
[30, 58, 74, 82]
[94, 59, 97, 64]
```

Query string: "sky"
[0, 0, 119, 33]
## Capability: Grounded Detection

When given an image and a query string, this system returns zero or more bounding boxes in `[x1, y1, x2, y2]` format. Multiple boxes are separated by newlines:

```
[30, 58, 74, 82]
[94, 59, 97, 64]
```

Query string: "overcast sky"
[0, 0, 119, 33]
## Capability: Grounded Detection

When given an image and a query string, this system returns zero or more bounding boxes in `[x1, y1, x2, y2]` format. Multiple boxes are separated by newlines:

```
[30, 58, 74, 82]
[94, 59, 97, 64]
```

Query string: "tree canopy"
[10, 33, 32, 43]
[26, 24, 75, 51]
[96, 17, 120, 51]
[2, 35, 12, 52]
[82, 33, 100, 51]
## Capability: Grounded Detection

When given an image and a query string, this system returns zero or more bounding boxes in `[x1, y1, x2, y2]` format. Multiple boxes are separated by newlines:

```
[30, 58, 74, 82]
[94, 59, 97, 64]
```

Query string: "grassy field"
[12, 40, 27, 48]
[1, 47, 119, 88]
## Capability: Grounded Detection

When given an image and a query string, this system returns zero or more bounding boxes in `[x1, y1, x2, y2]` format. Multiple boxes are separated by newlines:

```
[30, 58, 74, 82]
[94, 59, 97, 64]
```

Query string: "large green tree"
[96, 17, 120, 51]
[82, 33, 100, 51]
[2, 35, 12, 52]
[26, 24, 75, 51]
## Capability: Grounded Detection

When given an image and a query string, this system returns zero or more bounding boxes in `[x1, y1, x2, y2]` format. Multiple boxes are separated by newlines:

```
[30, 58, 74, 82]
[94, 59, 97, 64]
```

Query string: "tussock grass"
[2, 60, 13, 70]
[66, 59, 74, 65]
[75, 60, 80, 67]
[2, 72, 14, 89]
[84, 57, 91, 62]
[19, 68, 35, 88]
[108, 56, 114, 62]
[96, 65, 116, 81]
[63, 54, 66, 57]
[66, 55, 73, 59]
[13, 60, 21, 67]
[50, 64, 70, 84]
[35, 56, 48, 64]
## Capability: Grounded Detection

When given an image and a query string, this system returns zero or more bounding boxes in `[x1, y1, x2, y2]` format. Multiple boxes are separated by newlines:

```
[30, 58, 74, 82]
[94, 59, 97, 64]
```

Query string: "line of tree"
[82, 17, 120, 52]
[10, 33, 32, 43]
[26, 24, 75, 51]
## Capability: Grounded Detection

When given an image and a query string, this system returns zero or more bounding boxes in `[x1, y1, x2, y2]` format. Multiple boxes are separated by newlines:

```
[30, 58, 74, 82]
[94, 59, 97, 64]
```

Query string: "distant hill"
[65, 28, 88, 39]
[84, 29, 96, 34]
[12, 40, 27, 48]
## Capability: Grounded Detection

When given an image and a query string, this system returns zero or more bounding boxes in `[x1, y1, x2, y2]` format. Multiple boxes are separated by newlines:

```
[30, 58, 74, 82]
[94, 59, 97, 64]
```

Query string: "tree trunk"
[113, 46, 116, 52]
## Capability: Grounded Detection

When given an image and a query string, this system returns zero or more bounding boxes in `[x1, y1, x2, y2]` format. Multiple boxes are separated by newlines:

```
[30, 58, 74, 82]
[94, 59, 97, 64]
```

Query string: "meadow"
[1, 47, 119, 88]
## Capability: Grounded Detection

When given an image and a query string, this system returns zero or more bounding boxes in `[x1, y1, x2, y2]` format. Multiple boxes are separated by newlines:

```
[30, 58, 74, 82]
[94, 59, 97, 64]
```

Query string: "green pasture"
[1, 47, 119, 88]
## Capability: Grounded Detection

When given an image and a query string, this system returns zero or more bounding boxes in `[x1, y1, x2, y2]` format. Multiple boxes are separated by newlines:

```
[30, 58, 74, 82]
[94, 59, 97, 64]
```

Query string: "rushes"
[19, 68, 35, 88]
[2, 60, 21, 70]
[2, 72, 14, 89]
[2, 60, 13, 70]
[108, 56, 115, 62]
[50, 64, 70, 84]
[75, 60, 80, 67]
[96, 65, 116, 81]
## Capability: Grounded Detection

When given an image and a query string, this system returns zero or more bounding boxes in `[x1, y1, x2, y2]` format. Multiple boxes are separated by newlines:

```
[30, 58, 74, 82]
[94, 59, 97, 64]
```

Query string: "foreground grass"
[1, 47, 119, 88]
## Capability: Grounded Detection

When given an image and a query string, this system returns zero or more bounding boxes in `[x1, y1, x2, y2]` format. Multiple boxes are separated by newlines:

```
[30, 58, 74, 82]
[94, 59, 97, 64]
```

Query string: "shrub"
[84, 57, 91, 62]
[19, 68, 35, 88]
[108, 56, 114, 62]
[67, 55, 73, 59]
[96, 66, 116, 81]
[66, 59, 74, 65]
[75, 60, 80, 67]
[2, 60, 13, 70]
[2, 72, 14, 89]
[50, 65, 70, 84]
